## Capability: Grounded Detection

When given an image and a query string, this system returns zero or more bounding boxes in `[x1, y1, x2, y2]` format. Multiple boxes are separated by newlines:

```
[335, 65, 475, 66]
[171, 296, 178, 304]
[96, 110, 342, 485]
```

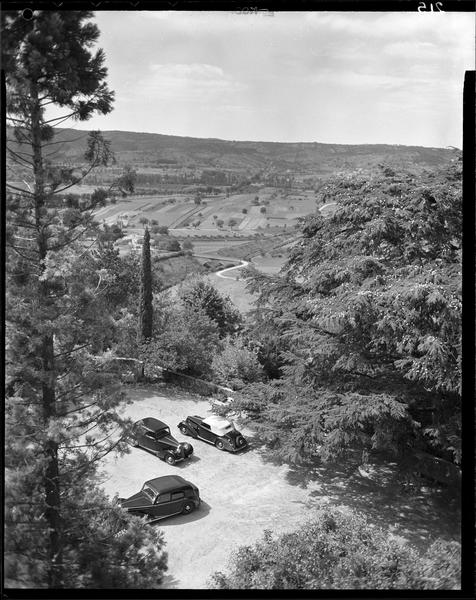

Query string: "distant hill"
[6, 126, 457, 176]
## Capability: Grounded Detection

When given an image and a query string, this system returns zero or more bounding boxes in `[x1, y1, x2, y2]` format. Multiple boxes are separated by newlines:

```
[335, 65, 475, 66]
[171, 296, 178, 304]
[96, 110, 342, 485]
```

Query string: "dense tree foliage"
[179, 277, 243, 337]
[211, 337, 265, 389]
[236, 162, 461, 467]
[4, 11, 167, 587]
[210, 508, 461, 590]
[139, 295, 222, 378]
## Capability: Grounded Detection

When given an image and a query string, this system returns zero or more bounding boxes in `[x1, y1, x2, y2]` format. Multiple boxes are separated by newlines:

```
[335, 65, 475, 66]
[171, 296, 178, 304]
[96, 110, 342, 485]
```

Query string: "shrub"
[212, 337, 264, 389]
[209, 508, 461, 590]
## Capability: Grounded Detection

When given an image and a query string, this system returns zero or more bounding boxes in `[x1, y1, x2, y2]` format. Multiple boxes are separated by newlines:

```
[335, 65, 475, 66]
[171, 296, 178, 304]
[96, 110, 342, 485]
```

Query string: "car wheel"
[165, 453, 175, 465]
[182, 502, 193, 514]
[215, 439, 225, 451]
[180, 425, 188, 435]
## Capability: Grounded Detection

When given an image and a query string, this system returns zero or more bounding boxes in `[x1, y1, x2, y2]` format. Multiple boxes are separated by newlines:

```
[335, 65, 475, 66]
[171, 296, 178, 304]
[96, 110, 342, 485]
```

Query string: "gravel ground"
[99, 386, 461, 590]
[99, 386, 323, 589]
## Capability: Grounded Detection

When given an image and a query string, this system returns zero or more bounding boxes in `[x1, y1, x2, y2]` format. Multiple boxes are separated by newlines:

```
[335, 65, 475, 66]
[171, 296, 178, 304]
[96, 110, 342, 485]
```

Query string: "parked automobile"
[177, 414, 248, 452]
[129, 417, 193, 465]
[118, 475, 200, 521]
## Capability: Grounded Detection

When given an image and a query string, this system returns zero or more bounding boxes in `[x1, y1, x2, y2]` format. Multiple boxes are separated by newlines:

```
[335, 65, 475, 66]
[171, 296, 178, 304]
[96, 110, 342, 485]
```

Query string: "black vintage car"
[118, 475, 200, 521]
[129, 417, 193, 465]
[178, 415, 248, 452]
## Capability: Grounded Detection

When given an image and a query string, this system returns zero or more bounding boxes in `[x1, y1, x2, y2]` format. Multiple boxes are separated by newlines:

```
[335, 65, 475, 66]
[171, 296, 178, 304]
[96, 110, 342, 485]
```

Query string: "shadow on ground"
[255, 444, 460, 551]
[125, 383, 208, 404]
[157, 501, 212, 528]
[174, 455, 201, 468]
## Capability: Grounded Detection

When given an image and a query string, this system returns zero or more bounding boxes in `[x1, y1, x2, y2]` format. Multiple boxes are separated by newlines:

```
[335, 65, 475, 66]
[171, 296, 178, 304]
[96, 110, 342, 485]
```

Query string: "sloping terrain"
[7, 126, 456, 175]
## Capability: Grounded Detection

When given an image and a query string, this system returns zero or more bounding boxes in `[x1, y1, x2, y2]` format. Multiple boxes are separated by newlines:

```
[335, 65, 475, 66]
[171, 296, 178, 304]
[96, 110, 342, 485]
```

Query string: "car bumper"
[228, 441, 248, 452]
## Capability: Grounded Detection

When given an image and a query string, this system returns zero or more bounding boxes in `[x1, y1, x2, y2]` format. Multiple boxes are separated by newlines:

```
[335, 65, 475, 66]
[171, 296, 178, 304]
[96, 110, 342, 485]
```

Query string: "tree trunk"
[30, 82, 63, 587]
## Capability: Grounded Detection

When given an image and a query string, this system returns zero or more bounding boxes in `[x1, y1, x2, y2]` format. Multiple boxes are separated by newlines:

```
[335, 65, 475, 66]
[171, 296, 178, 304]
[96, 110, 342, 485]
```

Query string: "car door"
[198, 422, 215, 443]
[151, 492, 184, 519]
[141, 430, 159, 454]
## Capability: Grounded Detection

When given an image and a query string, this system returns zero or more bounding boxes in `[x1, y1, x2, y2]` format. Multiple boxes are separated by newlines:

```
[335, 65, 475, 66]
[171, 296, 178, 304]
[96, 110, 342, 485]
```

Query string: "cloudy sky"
[73, 11, 474, 147]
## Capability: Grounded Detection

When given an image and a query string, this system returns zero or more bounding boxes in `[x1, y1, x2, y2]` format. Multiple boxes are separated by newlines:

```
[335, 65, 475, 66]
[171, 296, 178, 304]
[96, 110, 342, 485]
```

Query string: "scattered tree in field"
[139, 217, 149, 227]
[242, 208, 248, 214]
[98, 223, 124, 244]
[165, 238, 181, 252]
[228, 218, 237, 229]
[216, 219, 224, 228]
[138, 228, 153, 342]
[178, 277, 242, 338]
[260, 206, 266, 214]
[150, 219, 159, 226]
[3, 10, 166, 587]
[252, 196, 260, 205]
[182, 239, 194, 251]
[210, 509, 461, 590]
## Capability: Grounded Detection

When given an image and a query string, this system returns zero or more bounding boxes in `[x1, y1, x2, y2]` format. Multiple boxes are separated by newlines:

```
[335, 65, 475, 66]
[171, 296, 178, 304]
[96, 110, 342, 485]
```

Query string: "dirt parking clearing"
[99, 386, 323, 589]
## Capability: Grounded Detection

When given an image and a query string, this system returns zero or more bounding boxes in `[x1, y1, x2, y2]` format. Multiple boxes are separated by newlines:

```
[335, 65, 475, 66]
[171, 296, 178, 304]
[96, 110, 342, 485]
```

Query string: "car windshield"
[141, 484, 157, 502]
[157, 427, 170, 436]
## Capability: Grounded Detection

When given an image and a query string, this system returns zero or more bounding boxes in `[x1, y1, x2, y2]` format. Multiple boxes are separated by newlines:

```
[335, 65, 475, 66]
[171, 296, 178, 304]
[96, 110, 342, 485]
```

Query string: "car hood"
[120, 491, 152, 509]
[159, 433, 183, 448]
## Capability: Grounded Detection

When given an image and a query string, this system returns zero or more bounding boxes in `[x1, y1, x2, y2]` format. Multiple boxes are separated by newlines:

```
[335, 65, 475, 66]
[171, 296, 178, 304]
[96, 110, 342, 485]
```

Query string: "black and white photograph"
[3, 5, 474, 593]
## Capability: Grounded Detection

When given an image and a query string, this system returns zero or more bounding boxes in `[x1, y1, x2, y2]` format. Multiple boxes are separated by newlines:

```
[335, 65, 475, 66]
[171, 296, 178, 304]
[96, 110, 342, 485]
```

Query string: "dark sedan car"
[129, 417, 193, 465]
[118, 475, 200, 521]
[178, 415, 248, 452]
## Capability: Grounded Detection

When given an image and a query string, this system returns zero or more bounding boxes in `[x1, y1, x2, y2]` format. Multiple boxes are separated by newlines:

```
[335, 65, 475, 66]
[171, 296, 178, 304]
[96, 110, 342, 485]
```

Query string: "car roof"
[140, 417, 169, 431]
[145, 475, 192, 493]
[202, 415, 232, 428]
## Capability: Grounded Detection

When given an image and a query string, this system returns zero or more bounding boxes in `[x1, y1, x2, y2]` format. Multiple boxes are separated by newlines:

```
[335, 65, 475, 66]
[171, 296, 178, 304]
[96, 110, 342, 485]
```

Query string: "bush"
[209, 508, 461, 590]
[212, 337, 264, 389]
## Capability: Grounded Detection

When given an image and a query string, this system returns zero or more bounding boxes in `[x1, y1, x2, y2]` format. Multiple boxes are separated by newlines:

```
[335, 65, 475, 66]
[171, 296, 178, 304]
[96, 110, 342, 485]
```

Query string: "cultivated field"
[93, 187, 318, 238]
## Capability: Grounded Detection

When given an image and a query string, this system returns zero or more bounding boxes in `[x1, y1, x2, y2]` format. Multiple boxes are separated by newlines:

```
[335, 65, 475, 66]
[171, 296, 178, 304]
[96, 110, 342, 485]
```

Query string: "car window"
[145, 431, 155, 439]
[171, 491, 184, 501]
[142, 485, 157, 503]
[202, 422, 210, 430]
[158, 427, 170, 436]
[156, 493, 171, 504]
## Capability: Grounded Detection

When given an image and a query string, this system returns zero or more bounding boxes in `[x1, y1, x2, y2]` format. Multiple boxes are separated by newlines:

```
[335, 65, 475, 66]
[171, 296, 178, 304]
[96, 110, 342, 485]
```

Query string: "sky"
[68, 10, 474, 147]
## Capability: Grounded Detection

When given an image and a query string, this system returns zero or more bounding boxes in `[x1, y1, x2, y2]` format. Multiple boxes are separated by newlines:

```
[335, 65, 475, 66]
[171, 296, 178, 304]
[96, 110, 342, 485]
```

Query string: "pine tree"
[3, 11, 166, 587]
[138, 227, 153, 342]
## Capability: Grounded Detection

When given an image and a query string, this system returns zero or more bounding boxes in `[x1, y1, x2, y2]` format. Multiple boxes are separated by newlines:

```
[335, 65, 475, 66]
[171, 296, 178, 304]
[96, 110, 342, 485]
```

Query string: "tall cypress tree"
[138, 227, 153, 342]
[3, 11, 166, 587]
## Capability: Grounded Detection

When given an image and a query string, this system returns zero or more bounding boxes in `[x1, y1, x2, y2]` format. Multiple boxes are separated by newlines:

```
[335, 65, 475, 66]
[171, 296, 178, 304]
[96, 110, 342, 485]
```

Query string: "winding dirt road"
[215, 260, 249, 280]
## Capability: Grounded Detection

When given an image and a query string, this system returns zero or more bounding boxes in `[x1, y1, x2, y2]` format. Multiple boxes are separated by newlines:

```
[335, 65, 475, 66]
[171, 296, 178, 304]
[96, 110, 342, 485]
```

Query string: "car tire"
[180, 425, 188, 435]
[215, 439, 225, 450]
[182, 502, 193, 514]
[165, 453, 175, 465]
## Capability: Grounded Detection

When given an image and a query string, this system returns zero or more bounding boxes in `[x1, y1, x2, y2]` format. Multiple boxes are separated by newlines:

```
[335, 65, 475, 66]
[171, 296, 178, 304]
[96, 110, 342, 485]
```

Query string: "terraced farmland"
[93, 188, 319, 239]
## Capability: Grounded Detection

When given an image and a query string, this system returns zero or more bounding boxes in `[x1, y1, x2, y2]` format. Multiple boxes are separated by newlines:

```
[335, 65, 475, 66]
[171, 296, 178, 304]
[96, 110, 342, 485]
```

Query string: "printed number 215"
[418, 2, 444, 11]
